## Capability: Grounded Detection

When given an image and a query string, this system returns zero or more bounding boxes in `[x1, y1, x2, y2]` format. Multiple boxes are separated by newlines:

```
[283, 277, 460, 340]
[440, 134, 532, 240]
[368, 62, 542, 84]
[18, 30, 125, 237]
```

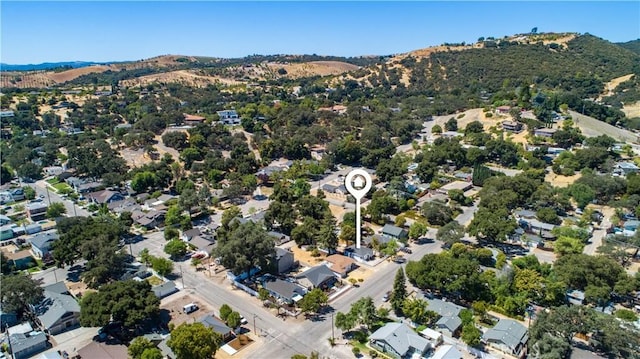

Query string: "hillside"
[617, 39, 640, 55]
[0, 54, 376, 89]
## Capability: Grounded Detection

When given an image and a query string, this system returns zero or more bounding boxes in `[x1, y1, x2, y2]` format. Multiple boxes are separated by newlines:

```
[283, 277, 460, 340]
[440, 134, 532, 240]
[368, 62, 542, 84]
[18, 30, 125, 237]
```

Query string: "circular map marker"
[345, 169, 372, 200]
[345, 169, 372, 248]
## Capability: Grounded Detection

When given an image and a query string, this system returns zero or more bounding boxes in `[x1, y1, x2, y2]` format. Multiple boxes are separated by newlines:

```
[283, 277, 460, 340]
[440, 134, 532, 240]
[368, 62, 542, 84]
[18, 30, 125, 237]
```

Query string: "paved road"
[129, 222, 446, 358]
[25, 179, 89, 217]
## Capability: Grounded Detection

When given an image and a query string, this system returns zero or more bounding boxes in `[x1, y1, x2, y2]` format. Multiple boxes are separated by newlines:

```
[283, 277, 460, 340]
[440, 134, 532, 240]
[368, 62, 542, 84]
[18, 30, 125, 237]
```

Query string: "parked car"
[382, 292, 390, 302]
[240, 315, 248, 325]
[400, 247, 412, 254]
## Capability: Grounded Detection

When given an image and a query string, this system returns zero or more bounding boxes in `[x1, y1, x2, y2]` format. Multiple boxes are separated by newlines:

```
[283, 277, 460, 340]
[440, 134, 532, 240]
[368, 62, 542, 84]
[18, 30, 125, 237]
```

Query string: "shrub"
[352, 347, 360, 356]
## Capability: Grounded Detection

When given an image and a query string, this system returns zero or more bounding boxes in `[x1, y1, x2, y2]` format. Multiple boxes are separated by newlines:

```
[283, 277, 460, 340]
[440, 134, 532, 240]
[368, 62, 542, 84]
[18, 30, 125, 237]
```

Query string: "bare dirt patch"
[622, 101, 640, 119]
[545, 172, 582, 188]
[273, 61, 359, 78]
[600, 74, 635, 99]
[47, 65, 111, 83]
[161, 293, 216, 327]
[120, 69, 243, 88]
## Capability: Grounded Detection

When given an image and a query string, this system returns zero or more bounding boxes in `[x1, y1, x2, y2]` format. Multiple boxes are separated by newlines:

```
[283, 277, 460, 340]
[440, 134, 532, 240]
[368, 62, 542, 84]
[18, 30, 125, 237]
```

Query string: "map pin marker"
[345, 169, 372, 249]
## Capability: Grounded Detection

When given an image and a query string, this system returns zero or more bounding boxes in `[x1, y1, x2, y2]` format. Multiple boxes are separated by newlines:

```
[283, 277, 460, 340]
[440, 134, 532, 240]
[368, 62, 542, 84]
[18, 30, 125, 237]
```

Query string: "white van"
[183, 303, 199, 314]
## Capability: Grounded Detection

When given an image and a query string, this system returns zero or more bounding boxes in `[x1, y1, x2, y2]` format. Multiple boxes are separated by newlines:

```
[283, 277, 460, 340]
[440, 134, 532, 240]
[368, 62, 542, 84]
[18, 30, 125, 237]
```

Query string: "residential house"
[0, 110, 15, 117]
[76, 341, 128, 359]
[26, 202, 48, 221]
[198, 313, 234, 341]
[324, 254, 356, 278]
[189, 235, 216, 253]
[6, 250, 34, 270]
[262, 277, 306, 304]
[615, 161, 640, 176]
[519, 218, 556, 236]
[114, 123, 133, 131]
[419, 328, 443, 346]
[437, 181, 473, 194]
[533, 128, 557, 138]
[152, 281, 179, 299]
[0, 224, 15, 242]
[107, 199, 139, 214]
[381, 224, 408, 241]
[369, 322, 433, 359]
[132, 209, 165, 229]
[496, 105, 511, 115]
[321, 183, 348, 195]
[364, 234, 394, 248]
[43, 166, 65, 177]
[567, 289, 585, 306]
[85, 190, 124, 205]
[9, 331, 48, 359]
[7, 323, 34, 336]
[34, 283, 80, 335]
[268, 231, 291, 245]
[256, 165, 288, 183]
[183, 113, 206, 126]
[426, 298, 464, 337]
[502, 120, 523, 133]
[296, 264, 337, 290]
[24, 223, 43, 235]
[0, 214, 11, 226]
[217, 110, 240, 125]
[441, 131, 463, 139]
[28, 230, 58, 259]
[431, 344, 463, 359]
[482, 318, 528, 358]
[623, 219, 639, 237]
[344, 245, 374, 262]
[273, 248, 295, 274]
[10, 188, 25, 201]
[0, 304, 18, 329]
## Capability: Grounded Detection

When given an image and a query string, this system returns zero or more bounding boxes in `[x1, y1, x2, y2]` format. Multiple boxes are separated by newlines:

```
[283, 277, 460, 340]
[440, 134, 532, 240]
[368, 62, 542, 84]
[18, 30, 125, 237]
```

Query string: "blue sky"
[1, 1, 639, 64]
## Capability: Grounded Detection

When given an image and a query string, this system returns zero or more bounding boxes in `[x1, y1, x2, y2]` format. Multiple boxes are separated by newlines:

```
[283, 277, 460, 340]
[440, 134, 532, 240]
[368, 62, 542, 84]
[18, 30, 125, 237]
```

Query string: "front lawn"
[46, 178, 60, 185]
[53, 182, 71, 192]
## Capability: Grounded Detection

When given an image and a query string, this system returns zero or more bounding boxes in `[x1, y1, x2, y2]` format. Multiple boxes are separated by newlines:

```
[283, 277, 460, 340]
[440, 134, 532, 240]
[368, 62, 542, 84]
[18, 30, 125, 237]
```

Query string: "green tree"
[128, 337, 156, 359]
[408, 222, 427, 241]
[164, 240, 188, 259]
[445, 118, 458, 131]
[214, 221, 275, 279]
[23, 186, 36, 200]
[436, 221, 465, 248]
[141, 348, 163, 359]
[131, 171, 159, 193]
[79, 280, 160, 330]
[554, 236, 584, 256]
[391, 267, 407, 316]
[402, 298, 435, 325]
[421, 200, 453, 226]
[226, 311, 241, 329]
[431, 124, 443, 134]
[461, 324, 482, 346]
[300, 288, 329, 316]
[536, 207, 561, 225]
[46, 202, 67, 218]
[151, 257, 174, 277]
[0, 274, 44, 317]
[167, 322, 222, 359]
[164, 227, 179, 241]
[335, 311, 356, 334]
[219, 304, 232, 322]
[164, 205, 189, 228]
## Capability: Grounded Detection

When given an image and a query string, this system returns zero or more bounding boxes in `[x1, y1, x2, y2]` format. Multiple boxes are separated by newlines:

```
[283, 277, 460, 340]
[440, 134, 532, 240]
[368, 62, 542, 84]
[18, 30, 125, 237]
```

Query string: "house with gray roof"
[273, 247, 294, 274]
[262, 277, 306, 304]
[86, 189, 124, 205]
[296, 264, 337, 290]
[152, 281, 179, 299]
[9, 331, 48, 359]
[344, 245, 374, 262]
[482, 318, 528, 358]
[382, 224, 408, 240]
[28, 230, 58, 259]
[198, 313, 234, 341]
[268, 230, 291, 245]
[369, 322, 433, 359]
[426, 298, 464, 337]
[34, 284, 80, 335]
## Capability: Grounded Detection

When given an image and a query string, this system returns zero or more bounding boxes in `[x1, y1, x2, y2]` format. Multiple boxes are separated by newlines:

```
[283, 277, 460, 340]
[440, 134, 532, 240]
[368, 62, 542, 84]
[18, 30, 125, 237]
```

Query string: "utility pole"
[45, 185, 51, 205]
[180, 265, 185, 289]
[253, 313, 257, 334]
[53, 267, 58, 283]
[331, 312, 335, 340]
